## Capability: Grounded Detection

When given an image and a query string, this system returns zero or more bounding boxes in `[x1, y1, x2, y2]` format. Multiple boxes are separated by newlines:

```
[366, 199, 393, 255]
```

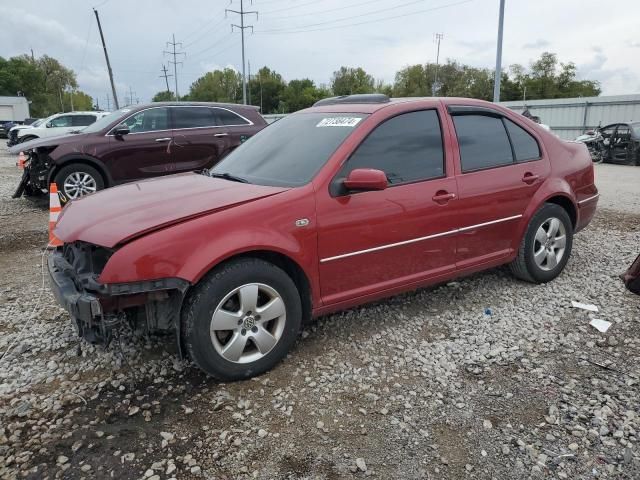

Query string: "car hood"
[54, 173, 289, 248]
[9, 132, 90, 154]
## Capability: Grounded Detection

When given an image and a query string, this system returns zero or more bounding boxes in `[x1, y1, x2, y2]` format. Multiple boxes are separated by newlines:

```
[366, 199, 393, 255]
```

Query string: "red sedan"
[48, 94, 599, 380]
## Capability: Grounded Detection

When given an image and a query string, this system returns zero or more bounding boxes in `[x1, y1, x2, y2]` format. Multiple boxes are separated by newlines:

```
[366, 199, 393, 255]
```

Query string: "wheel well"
[546, 196, 577, 229]
[50, 158, 110, 187]
[217, 251, 313, 323]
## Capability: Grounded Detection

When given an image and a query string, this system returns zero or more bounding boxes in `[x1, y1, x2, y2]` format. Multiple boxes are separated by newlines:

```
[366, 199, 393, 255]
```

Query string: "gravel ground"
[0, 144, 638, 480]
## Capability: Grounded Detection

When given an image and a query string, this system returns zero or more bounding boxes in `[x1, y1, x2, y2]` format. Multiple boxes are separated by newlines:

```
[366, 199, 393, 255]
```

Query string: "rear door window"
[71, 115, 97, 127]
[173, 107, 217, 129]
[213, 108, 250, 126]
[49, 115, 72, 128]
[504, 118, 541, 162]
[452, 114, 513, 172]
[337, 109, 444, 187]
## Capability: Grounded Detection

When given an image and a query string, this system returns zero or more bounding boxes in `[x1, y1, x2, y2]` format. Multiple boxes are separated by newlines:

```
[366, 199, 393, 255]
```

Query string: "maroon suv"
[11, 102, 266, 200]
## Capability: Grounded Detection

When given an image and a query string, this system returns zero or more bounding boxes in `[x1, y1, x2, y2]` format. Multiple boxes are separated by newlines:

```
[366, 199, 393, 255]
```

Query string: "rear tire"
[54, 163, 105, 200]
[182, 258, 302, 381]
[510, 203, 573, 283]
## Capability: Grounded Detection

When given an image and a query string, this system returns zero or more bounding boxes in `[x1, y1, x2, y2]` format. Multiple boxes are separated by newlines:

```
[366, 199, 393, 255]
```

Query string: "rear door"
[102, 107, 174, 182]
[171, 106, 228, 172]
[316, 108, 459, 305]
[212, 107, 257, 153]
[446, 106, 550, 268]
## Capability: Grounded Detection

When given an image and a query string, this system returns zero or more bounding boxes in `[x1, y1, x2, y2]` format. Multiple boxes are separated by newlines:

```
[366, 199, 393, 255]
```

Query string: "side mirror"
[46, 122, 52, 128]
[113, 125, 130, 137]
[343, 168, 388, 192]
[586, 130, 594, 135]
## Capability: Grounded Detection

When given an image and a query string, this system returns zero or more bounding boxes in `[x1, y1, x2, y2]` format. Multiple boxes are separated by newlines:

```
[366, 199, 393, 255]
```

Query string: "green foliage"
[331, 66, 376, 95]
[247, 67, 287, 113]
[392, 52, 600, 101]
[280, 78, 330, 112]
[188, 68, 242, 103]
[0, 54, 94, 117]
[152, 90, 177, 102]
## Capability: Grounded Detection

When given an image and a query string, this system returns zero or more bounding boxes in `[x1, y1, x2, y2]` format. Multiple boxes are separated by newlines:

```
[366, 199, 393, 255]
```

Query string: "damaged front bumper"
[11, 150, 51, 198]
[47, 249, 189, 346]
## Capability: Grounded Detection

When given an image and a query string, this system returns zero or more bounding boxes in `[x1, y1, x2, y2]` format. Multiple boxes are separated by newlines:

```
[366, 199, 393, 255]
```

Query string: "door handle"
[522, 173, 539, 184]
[432, 191, 456, 203]
[155, 137, 171, 142]
[214, 133, 229, 137]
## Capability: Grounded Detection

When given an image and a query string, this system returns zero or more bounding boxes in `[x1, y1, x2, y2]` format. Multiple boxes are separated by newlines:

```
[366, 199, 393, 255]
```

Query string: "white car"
[16, 111, 110, 143]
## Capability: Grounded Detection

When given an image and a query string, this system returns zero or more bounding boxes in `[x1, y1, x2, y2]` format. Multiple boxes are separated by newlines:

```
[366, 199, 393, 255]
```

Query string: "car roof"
[144, 101, 260, 111]
[301, 96, 502, 114]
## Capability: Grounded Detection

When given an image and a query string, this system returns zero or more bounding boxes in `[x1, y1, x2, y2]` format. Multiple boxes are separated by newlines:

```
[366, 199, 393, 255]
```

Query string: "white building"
[0, 96, 31, 122]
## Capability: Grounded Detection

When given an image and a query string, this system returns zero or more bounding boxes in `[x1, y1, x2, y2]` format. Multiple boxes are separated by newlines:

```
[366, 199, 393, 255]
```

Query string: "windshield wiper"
[209, 172, 249, 183]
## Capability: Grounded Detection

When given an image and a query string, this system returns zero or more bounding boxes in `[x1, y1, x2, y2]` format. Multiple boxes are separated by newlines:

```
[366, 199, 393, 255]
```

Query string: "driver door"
[610, 124, 632, 163]
[315, 109, 459, 306]
[103, 107, 175, 183]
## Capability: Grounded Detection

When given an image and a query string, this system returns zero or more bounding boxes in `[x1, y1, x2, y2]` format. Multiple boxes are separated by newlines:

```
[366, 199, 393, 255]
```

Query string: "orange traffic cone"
[48, 183, 64, 248]
[17, 152, 26, 169]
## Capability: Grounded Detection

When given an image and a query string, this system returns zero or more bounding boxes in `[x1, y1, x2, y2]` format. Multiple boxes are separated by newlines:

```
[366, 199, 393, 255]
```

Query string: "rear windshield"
[210, 112, 367, 187]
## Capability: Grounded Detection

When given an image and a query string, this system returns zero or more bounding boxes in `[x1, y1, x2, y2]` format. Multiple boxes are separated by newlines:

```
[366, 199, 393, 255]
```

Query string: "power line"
[258, 0, 429, 33]
[255, 0, 475, 35]
[164, 34, 186, 100]
[261, 0, 387, 19]
[183, 17, 228, 48]
[160, 64, 173, 93]
[226, 0, 258, 105]
[188, 33, 236, 61]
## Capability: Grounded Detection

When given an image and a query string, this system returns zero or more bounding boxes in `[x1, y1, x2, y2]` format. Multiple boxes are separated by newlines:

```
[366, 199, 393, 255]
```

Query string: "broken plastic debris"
[571, 301, 599, 312]
[589, 319, 611, 333]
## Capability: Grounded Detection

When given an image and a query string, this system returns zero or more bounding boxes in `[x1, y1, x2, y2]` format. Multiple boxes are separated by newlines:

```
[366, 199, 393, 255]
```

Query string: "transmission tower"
[226, 0, 258, 105]
[164, 34, 185, 100]
[159, 64, 174, 94]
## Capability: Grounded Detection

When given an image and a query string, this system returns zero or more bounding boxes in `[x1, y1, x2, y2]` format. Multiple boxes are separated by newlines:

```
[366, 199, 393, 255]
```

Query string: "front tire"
[510, 203, 573, 283]
[54, 164, 105, 200]
[182, 258, 302, 381]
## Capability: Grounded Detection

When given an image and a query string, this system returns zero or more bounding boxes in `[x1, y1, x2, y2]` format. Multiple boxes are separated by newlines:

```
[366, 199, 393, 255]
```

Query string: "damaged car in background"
[575, 121, 640, 165]
[48, 95, 599, 381]
[11, 102, 266, 200]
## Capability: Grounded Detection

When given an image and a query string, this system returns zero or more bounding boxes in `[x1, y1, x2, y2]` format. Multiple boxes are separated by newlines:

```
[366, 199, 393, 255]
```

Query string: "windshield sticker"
[316, 117, 362, 128]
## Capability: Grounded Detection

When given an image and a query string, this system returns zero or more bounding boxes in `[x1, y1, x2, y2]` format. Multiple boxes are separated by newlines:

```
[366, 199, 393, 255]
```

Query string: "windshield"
[82, 108, 132, 133]
[210, 112, 367, 187]
[30, 118, 46, 127]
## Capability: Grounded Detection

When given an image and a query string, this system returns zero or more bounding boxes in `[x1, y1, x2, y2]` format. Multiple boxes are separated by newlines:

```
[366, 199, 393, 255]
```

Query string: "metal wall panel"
[501, 95, 640, 140]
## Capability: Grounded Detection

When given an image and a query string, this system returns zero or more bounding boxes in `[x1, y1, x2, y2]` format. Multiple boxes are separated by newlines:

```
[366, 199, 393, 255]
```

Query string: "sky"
[2, 0, 640, 107]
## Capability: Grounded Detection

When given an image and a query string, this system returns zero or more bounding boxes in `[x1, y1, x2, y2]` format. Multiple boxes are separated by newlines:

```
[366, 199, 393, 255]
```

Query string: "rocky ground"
[0, 144, 638, 480]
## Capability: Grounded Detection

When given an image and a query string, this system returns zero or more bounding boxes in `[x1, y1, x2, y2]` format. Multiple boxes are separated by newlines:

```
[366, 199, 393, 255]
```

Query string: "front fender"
[98, 188, 320, 305]
[50, 154, 115, 186]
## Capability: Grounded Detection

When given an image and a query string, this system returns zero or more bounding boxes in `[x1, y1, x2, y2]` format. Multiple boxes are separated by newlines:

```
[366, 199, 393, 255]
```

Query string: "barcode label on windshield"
[316, 117, 362, 128]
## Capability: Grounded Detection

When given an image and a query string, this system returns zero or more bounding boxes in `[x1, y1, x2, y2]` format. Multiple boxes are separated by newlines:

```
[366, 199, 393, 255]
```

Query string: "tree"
[152, 90, 177, 102]
[0, 54, 93, 116]
[188, 68, 242, 103]
[248, 67, 287, 113]
[331, 67, 375, 95]
[280, 79, 330, 112]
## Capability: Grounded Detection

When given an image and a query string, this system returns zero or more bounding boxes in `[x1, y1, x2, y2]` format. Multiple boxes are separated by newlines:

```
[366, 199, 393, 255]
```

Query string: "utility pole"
[247, 60, 252, 104]
[493, 0, 506, 102]
[127, 86, 136, 106]
[164, 34, 185, 101]
[160, 64, 173, 94]
[105, 94, 110, 111]
[70, 88, 74, 112]
[433, 33, 444, 96]
[30, 48, 35, 62]
[93, 8, 119, 109]
[226, 0, 258, 105]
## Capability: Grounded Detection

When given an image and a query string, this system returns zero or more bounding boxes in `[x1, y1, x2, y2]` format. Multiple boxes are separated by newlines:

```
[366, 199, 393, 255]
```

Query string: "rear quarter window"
[504, 118, 541, 162]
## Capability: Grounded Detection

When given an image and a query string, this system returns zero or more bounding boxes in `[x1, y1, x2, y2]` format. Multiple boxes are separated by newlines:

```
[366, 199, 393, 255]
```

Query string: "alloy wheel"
[210, 283, 287, 364]
[533, 217, 567, 271]
[63, 172, 97, 199]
